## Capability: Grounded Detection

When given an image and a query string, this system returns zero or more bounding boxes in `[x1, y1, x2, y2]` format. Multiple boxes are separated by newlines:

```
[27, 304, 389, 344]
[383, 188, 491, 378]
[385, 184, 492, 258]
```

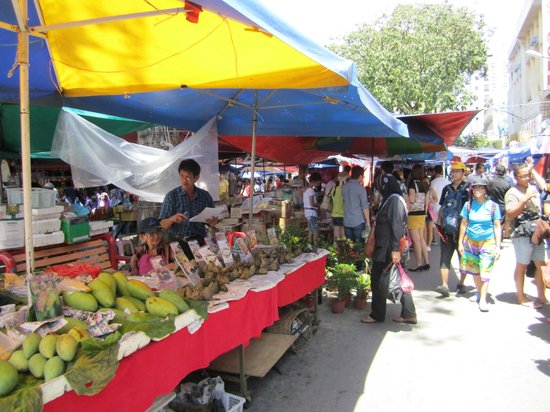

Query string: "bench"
[0, 233, 129, 274]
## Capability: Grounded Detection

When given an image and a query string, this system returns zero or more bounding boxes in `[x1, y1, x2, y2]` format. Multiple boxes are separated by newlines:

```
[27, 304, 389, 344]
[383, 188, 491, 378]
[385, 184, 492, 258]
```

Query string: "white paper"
[189, 206, 229, 222]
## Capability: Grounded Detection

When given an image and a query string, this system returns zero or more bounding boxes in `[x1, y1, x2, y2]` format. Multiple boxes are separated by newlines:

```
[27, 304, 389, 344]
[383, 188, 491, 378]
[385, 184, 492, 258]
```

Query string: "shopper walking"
[406, 164, 430, 271]
[361, 174, 417, 324]
[487, 164, 512, 235]
[457, 177, 501, 311]
[435, 161, 470, 297]
[342, 166, 370, 246]
[505, 162, 548, 307]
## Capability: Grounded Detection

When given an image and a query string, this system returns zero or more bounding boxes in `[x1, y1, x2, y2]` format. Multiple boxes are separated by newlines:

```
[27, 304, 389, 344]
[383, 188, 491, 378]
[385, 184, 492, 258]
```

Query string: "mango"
[8, 350, 28, 372]
[56, 334, 78, 362]
[125, 312, 161, 323]
[112, 271, 130, 296]
[125, 295, 146, 311]
[97, 272, 117, 295]
[0, 360, 18, 396]
[44, 356, 65, 381]
[22, 332, 41, 359]
[158, 290, 189, 314]
[145, 297, 178, 317]
[39, 334, 57, 359]
[68, 327, 90, 342]
[57, 317, 89, 334]
[28, 353, 47, 378]
[127, 279, 154, 301]
[88, 279, 115, 308]
[62, 291, 98, 312]
[98, 307, 127, 323]
[115, 297, 139, 313]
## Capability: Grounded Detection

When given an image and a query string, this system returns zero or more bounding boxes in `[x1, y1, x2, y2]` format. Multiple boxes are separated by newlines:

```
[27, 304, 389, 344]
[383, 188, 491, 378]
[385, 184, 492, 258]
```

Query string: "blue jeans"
[344, 223, 365, 245]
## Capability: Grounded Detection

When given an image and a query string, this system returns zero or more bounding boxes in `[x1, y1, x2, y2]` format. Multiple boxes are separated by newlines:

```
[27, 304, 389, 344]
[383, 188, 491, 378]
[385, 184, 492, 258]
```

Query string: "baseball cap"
[450, 161, 467, 172]
[138, 217, 162, 234]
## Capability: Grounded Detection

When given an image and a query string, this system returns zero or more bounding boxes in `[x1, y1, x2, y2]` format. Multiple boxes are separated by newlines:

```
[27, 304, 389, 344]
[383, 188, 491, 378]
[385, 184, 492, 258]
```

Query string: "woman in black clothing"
[361, 174, 417, 324]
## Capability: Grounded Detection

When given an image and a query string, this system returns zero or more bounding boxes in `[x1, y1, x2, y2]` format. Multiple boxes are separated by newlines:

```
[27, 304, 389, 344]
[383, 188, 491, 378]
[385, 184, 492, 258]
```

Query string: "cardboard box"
[61, 216, 90, 244]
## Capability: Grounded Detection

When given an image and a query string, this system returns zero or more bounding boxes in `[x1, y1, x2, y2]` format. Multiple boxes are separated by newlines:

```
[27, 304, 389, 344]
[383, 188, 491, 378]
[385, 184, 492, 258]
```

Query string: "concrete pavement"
[245, 239, 550, 412]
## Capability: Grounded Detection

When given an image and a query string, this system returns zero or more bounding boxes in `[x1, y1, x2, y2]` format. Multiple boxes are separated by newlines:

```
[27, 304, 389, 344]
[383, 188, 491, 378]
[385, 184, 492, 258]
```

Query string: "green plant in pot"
[355, 272, 371, 300]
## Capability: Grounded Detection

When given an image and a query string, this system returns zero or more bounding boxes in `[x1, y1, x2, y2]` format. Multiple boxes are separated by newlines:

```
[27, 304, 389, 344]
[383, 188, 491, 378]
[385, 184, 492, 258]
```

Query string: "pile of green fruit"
[62, 271, 189, 319]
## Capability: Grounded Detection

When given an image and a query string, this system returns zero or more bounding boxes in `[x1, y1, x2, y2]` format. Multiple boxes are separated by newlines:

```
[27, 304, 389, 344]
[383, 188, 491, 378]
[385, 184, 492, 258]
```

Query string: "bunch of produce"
[252, 246, 291, 273]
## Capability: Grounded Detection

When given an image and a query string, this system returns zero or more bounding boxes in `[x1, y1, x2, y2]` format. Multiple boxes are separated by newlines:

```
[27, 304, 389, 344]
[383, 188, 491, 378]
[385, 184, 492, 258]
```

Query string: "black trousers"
[370, 259, 416, 322]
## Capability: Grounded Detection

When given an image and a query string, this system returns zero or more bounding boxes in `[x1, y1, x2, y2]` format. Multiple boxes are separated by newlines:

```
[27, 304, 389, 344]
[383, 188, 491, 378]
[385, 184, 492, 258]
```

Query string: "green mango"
[88, 279, 115, 308]
[145, 297, 178, 317]
[39, 334, 58, 359]
[22, 332, 41, 359]
[124, 295, 146, 311]
[115, 297, 139, 313]
[125, 312, 161, 323]
[8, 350, 28, 372]
[158, 290, 189, 314]
[44, 356, 65, 381]
[112, 271, 131, 296]
[97, 272, 117, 295]
[56, 334, 78, 362]
[127, 280, 154, 301]
[28, 353, 47, 378]
[62, 291, 98, 312]
[0, 360, 18, 396]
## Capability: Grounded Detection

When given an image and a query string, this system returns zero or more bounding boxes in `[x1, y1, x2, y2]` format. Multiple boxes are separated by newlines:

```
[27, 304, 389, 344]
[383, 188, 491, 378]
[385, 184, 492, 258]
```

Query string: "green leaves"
[0, 375, 42, 412]
[330, 3, 487, 114]
[121, 316, 176, 340]
[64, 334, 121, 395]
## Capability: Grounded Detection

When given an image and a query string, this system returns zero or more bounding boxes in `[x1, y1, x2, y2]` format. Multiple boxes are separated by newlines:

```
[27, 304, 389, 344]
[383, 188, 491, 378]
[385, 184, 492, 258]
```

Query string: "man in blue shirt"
[159, 159, 217, 249]
[342, 166, 370, 245]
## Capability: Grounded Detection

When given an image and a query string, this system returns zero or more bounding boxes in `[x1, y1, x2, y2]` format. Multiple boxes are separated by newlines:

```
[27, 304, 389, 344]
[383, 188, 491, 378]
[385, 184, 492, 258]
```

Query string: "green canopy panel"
[0, 104, 154, 158]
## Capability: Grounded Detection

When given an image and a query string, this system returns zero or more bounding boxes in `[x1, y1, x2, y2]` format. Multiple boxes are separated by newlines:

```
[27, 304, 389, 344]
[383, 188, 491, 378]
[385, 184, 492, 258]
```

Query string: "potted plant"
[327, 263, 357, 313]
[353, 272, 371, 310]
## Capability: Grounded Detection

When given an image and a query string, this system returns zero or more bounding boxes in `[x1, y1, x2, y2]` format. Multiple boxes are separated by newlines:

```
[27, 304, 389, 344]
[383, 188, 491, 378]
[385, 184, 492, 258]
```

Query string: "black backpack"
[440, 185, 468, 234]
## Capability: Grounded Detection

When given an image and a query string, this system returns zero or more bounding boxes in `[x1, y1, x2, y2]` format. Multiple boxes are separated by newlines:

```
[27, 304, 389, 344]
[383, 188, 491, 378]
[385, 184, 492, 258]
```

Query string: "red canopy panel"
[219, 136, 338, 164]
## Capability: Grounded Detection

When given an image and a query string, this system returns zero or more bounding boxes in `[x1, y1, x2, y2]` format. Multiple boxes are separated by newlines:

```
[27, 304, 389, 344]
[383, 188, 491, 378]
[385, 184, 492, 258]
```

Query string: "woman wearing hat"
[131, 217, 169, 275]
[457, 176, 501, 312]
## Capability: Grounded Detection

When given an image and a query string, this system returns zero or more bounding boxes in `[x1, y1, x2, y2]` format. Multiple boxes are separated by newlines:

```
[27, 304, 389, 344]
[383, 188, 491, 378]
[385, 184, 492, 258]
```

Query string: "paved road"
[245, 239, 550, 412]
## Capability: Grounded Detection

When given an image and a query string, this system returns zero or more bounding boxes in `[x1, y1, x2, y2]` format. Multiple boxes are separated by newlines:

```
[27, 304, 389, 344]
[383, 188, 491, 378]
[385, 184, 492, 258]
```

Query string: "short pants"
[511, 236, 546, 265]
[332, 217, 344, 226]
[306, 215, 318, 232]
[459, 237, 497, 282]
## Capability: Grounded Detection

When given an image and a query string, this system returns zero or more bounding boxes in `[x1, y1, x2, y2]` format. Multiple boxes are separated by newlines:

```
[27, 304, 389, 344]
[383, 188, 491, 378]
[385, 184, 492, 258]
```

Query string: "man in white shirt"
[430, 165, 450, 216]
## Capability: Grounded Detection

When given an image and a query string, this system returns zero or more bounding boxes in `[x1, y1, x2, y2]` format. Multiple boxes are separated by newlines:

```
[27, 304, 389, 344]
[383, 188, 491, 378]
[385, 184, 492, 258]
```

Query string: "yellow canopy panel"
[35, 0, 349, 97]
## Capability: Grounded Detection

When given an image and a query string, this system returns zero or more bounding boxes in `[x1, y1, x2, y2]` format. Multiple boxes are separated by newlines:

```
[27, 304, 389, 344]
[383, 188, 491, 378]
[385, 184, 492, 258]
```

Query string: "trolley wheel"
[289, 308, 313, 353]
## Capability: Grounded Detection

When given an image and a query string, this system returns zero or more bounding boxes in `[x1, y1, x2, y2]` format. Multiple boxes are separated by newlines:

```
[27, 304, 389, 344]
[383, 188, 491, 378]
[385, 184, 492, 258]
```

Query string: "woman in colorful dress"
[457, 176, 501, 312]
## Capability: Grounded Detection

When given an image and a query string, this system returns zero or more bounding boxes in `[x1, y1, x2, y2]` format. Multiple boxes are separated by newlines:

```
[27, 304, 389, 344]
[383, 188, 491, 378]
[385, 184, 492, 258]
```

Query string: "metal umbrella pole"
[248, 90, 258, 223]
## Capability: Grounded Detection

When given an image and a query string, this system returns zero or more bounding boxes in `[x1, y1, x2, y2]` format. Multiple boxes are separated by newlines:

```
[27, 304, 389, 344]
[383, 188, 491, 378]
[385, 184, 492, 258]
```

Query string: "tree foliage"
[329, 3, 487, 114]
[455, 133, 503, 149]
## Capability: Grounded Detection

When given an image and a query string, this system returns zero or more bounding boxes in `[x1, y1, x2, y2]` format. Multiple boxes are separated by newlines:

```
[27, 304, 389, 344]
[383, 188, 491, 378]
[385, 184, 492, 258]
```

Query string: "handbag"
[380, 263, 402, 303]
[364, 225, 376, 258]
[320, 190, 333, 211]
[531, 216, 550, 245]
[397, 263, 414, 293]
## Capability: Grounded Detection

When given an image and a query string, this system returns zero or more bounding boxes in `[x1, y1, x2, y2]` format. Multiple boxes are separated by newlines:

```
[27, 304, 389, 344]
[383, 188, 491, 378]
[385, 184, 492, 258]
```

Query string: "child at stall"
[304, 172, 322, 246]
[130, 217, 170, 275]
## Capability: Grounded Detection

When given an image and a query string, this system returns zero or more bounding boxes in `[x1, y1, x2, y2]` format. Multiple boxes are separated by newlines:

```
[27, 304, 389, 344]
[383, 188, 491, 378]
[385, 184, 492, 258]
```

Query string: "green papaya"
[124, 295, 146, 311]
[28, 353, 47, 378]
[22, 332, 41, 359]
[127, 279, 154, 301]
[0, 360, 18, 396]
[97, 272, 117, 295]
[62, 291, 98, 312]
[98, 307, 127, 323]
[44, 356, 65, 381]
[112, 271, 131, 296]
[39, 334, 58, 359]
[57, 317, 89, 334]
[115, 297, 139, 313]
[56, 334, 78, 362]
[158, 290, 189, 314]
[88, 279, 115, 308]
[8, 350, 28, 372]
[145, 296, 178, 317]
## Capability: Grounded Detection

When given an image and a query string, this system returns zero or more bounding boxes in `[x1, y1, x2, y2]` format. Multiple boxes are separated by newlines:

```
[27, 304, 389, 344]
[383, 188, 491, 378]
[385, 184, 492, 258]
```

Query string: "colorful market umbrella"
[0, 0, 409, 273]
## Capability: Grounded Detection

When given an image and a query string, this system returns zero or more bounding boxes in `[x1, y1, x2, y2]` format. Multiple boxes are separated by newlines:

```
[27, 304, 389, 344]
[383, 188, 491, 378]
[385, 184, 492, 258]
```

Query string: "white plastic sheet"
[51, 110, 220, 202]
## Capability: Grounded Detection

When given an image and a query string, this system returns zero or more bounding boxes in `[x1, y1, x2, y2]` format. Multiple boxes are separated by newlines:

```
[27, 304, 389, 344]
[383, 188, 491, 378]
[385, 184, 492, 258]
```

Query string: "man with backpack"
[435, 161, 470, 297]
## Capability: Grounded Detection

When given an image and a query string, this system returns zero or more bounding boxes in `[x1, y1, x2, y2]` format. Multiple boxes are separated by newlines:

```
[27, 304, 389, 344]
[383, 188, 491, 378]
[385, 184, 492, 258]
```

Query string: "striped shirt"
[159, 186, 213, 238]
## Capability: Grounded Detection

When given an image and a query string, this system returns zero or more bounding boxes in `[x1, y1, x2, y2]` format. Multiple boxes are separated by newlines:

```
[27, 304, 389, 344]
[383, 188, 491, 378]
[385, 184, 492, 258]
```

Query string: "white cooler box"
[89, 220, 114, 236]
[33, 231, 65, 247]
[32, 218, 61, 235]
[0, 220, 24, 249]
[32, 205, 64, 221]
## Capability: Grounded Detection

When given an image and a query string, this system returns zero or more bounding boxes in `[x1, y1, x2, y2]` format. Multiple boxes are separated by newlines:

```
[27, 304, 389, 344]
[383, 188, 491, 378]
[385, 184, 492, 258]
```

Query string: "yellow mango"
[115, 297, 139, 313]
[97, 272, 117, 295]
[127, 279, 154, 301]
[62, 291, 98, 312]
[158, 290, 189, 314]
[145, 297, 178, 317]
[39, 334, 57, 359]
[56, 334, 78, 362]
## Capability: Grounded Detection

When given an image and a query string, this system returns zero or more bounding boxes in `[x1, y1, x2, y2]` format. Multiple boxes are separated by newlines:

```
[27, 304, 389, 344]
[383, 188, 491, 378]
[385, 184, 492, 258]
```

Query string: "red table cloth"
[44, 254, 326, 411]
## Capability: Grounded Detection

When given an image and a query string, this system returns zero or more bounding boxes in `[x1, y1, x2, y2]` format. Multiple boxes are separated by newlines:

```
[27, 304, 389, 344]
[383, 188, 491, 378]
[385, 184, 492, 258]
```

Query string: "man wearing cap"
[435, 161, 470, 297]
[505, 162, 548, 307]
[488, 164, 512, 232]
[466, 162, 488, 184]
[159, 159, 217, 254]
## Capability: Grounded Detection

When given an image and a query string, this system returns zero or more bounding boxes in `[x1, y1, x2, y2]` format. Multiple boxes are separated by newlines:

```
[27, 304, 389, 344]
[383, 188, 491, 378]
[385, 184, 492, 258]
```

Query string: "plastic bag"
[397, 263, 415, 293]
[380, 264, 402, 303]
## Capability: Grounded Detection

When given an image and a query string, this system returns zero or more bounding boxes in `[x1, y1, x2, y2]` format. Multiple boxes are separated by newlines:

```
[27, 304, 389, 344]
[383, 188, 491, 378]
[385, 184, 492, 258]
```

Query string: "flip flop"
[361, 315, 378, 324]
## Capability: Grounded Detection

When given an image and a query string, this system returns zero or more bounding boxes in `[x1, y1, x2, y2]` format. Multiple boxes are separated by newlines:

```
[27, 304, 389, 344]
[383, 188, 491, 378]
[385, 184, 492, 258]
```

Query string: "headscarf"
[375, 174, 402, 199]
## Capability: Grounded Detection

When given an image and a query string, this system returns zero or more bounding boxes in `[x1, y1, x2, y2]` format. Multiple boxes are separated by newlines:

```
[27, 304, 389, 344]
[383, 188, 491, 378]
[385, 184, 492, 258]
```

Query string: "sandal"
[361, 315, 378, 324]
